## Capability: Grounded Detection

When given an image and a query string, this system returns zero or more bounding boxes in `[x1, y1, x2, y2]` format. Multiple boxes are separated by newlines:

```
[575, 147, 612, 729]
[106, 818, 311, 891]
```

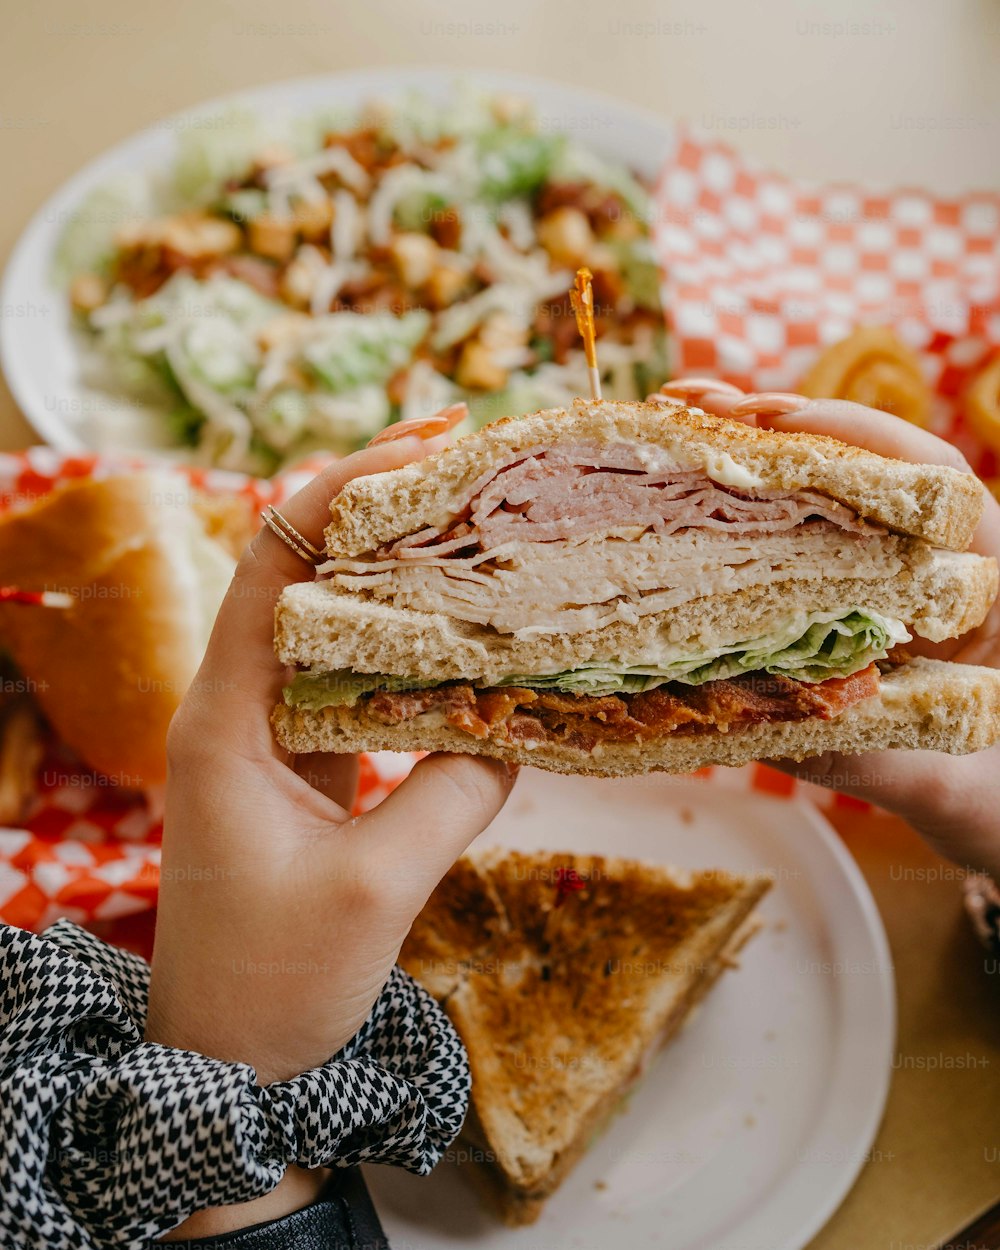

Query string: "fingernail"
[367, 416, 450, 447]
[437, 402, 470, 430]
[503, 761, 520, 780]
[659, 378, 745, 402]
[728, 392, 809, 417]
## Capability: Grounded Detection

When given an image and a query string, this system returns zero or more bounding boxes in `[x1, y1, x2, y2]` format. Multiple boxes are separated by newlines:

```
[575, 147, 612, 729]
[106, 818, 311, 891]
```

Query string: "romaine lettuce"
[284, 670, 423, 711]
[477, 129, 565, 200]
[301, 310, 430, 393]
[499, 611, 909, 694]
[283, 610, 910, 710]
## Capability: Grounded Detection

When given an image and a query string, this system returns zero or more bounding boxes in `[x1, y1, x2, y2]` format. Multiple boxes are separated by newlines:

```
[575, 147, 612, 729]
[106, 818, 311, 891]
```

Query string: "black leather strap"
[148, 1170, 390, 1250]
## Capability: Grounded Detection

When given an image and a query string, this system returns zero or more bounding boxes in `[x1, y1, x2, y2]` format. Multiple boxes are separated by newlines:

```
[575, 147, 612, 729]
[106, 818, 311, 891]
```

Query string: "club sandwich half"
[272, 399, 1000, 774]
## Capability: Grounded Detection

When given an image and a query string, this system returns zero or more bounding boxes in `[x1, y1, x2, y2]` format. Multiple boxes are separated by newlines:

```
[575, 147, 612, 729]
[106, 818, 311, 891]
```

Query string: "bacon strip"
[364, 665, 880, 748]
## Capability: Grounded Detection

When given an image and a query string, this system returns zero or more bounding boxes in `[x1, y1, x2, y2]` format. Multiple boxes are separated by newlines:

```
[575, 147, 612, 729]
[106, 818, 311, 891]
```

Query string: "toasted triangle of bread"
[272, 657, 1000, 776]
[276, 545, 998, 683]
[325, 400, 985, 556]
[399, 849, 770, 1225]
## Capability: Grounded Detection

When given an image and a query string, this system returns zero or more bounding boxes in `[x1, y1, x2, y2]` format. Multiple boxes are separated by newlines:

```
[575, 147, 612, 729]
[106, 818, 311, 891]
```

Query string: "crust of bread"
[276, 547, 998, 682]
[324, 400, 985, 555]
[0, 475, 226, 788]
[460, 918, 763, 1226]
[272, 657, 1000, 775]
[400, 850, 769, 1224]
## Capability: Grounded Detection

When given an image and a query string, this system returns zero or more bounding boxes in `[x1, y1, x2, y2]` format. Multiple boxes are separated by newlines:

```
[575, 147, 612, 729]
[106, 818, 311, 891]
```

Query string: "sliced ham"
[364, 664, 881, 748]
[376, 443, 878, 559]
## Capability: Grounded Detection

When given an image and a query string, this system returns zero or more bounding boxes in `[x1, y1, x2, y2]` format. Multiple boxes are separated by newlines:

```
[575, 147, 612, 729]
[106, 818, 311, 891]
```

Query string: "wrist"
[144, 960, 335, 1085]
[159, 1167, 329, 1242]
[892, 758, 1000, 879]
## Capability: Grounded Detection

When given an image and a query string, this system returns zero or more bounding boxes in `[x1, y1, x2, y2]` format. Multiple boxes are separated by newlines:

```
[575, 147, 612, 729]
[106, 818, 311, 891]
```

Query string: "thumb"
[356, 753, 517, 898]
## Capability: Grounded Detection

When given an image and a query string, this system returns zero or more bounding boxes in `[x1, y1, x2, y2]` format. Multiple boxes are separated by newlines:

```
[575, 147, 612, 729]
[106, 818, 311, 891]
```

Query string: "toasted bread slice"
[400, 850, 770, 1225]
[325, 400, 985, 556]
[273, 656, 1000, 777]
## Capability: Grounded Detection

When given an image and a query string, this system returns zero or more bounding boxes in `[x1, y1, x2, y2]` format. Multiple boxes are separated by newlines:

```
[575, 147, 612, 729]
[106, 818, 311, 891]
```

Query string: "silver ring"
[260, 506, 325, 566]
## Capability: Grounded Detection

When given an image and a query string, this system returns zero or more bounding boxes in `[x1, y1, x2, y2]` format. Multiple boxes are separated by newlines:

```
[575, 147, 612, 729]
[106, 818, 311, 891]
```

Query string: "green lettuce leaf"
[498, 611, 909, 695]
[301, 310, 430, 393]
[283, 669, 423, 711]
[476, 128, 565, 200]
[171, 109, 265, 204]
[283, 610, 910, 710]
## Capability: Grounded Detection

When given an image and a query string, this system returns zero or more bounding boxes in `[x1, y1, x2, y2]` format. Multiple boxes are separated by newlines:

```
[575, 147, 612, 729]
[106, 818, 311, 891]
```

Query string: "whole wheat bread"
[399, 849, 770, 1225]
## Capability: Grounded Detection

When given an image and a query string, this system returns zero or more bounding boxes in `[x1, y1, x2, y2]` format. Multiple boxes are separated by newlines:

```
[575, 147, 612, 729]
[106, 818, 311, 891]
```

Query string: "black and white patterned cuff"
[0, 920, 469, 1249]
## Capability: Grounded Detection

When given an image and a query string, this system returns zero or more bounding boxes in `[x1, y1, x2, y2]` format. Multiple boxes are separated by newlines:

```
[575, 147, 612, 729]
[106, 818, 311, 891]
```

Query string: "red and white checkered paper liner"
[652, 124, 1000, 476]
[5, 132, 999, 937]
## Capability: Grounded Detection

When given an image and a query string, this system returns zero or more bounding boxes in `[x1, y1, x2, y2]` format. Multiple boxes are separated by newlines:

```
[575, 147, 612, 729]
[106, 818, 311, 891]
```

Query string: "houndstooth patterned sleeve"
[0, 919, 470, 1249]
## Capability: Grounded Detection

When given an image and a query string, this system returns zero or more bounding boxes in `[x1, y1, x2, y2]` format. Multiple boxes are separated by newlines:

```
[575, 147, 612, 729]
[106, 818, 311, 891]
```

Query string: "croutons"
[292, 197, 334, 242]
[280, 246, 326, 309]
[69, 273, 108, 315]
[456, 311, 530, 388]
[248, 214, 297, 263]
[256, 313, 312, 352]
[490, 93, 534, 127]
[390, 232, 438, 289]
[479, 310, 529, 354]
[536, 206, 594, 268]
[114, 218, 167, 251]
[161, 213, 242, 262]
[424, 259, 471, 309]
[249, 197, 333, 260]
[456, 337, 509, 391]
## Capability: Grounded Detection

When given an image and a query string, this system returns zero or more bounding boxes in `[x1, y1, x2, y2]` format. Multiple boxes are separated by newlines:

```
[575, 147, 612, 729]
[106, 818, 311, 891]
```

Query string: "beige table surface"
[2, 2, 999, 1246]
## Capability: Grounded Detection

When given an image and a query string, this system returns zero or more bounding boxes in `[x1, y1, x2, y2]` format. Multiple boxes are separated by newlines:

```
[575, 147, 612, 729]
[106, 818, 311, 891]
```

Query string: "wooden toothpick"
[570, 267, 602, 401]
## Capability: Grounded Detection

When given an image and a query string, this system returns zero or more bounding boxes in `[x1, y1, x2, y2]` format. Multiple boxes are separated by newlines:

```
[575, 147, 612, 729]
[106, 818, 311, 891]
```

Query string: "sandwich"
[398, 848, 770, 1224]
[0, 655, 44, 824]
[0, 474, 249, 788]
[272, 399, 1000, 775]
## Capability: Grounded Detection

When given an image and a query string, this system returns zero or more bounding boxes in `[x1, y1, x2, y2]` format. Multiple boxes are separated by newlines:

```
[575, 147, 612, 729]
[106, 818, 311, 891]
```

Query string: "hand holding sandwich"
[690, 384, 1000, 878]
[145, 432, 516, 1237]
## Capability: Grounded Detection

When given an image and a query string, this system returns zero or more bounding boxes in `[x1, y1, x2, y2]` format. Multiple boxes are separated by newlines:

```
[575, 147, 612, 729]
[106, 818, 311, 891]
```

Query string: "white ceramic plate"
[0, 69, 673, 455]
[364, 770, 894, 1250]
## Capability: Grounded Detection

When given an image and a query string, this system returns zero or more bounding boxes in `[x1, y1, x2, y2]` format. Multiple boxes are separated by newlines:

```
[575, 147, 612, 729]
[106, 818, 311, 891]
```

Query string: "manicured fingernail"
[367, 402, 469, 447]
[728, 392, 809, 417]
[367, 416, 450, 447]
[659, 378, 745, 402]
[503, 761, 520, 780]
[437, 402, 470, 430]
